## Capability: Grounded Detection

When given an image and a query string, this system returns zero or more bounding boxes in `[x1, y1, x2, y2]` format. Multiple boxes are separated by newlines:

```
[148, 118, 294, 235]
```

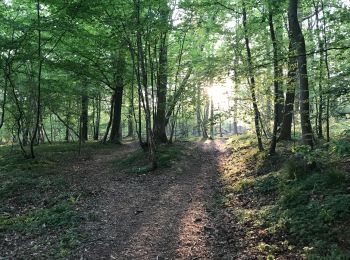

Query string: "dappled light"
[0, 0, 349, 258]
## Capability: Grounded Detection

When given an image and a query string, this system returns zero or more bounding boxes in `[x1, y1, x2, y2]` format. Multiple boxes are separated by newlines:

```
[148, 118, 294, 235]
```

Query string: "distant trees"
[0, 0, 349, 160]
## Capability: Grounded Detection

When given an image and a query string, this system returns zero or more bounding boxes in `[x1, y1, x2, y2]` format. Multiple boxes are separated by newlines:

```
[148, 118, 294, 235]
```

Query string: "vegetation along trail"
[1, 0, 350, 258]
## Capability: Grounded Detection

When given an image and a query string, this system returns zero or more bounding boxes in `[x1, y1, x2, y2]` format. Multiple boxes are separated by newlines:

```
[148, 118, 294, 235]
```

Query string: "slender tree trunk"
[128, 44, 143, 144]
[202, 99, 209, 139]
[233, 69, 239, 135]
[42, 121, 51, 144]
[30, 0, 42, 158]
[196, 84, 201, 136]
[134, 0, 157, 169]
[320, 0, 331, 142]
[102, 95, 115, 143]
[81, 91, 88, 141]
[210, 96, 214, 138]
[64, 100, 71, 142]
[243, 6, 264, 151]
[127, 99, 134, 138]
[268, 10, 281, 154]
[65, 118, 69, 142]
[312, 0, 324, 139]
[0, 78, 7, 129]
[50, 113, 53, 142]
[93, 94, 101, 140]
[78, 114, 82, 155]
[288, 0, 314, 147]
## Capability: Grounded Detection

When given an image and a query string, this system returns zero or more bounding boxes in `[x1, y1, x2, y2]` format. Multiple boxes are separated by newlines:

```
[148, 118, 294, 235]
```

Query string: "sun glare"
[206, 79, 233, 111]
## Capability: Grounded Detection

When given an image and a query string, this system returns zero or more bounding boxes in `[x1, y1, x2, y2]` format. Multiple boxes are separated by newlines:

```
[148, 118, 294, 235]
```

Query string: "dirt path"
[71, 140, 240, 260]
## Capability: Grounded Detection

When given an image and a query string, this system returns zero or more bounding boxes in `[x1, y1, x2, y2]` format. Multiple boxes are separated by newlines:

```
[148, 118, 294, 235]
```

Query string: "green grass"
[0, 201, 78, 233]
[0, 142, 115, 258]
[116, 142, 186, 173]
[222, 134, 350, 258]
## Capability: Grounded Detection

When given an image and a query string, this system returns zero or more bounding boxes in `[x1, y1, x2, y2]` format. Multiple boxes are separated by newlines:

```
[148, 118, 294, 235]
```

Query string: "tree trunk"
[279, 37, 297, 141]
[154, 33, 168, 143]
[30, 0, 42, 158]
[313, 0, 324, 139]
[233, 43, 239, 135]
[243, 6, 264, 151]
[109, 53, 125, 144]
[202, 99, 209, 139]
[154, 1, 169, 144]
[109, 88, 123, 144]
[196, 84, 202, 136]
[288, 0, 314, 147]
[320, 0, 330, 142]
[268, 10, 282, 154]
[81, 91, 88, 141]
[134, 0, 157, 169]
[102, 95, 115, 143]
[210, 96, 214, 138]
[93, 94, 101, 140]
[0, 78, 7, 129]
[127, 100, 134, 138]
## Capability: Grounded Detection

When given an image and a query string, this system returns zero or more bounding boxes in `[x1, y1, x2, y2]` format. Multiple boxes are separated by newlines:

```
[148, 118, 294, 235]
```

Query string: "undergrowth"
[0, 142, 115, 258]
[223, 134, 350, 259]
[116, 142, 186, 173]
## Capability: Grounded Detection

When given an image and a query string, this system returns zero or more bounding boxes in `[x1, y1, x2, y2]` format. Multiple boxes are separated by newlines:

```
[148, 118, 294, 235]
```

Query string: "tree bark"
[268, 10, 283, 154]
[242, 6, 264, 151]
[196, 84, 202, 136]
[109, 88, 123, 144]
[102, 95, 115, 143]
[320, 0, 330, 142]
[154, 1, 169, 144]
[93, 94, 101, 140]
[313, 0, 324, 139]
[30, 0, 42, 158]
[210, 96, 214, 138]
[0, 78, 7, 129]
[134, 0, 157, 169]
[279, 41, 297, 141]
[288, 0, 314, 147]
[127, 98, 134, 138]
[81, 91, 88, 141]
[154, 32, 168, 143]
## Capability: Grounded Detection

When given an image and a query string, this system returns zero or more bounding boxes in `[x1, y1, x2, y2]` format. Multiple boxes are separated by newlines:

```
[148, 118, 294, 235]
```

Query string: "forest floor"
[1, 137, 350, 259]
[69, 140, 244, 259]
[1, 140, 246, 259]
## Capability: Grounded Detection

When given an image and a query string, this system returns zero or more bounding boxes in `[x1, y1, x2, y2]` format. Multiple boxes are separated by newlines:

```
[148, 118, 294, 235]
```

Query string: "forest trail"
[69, 140, 240, 259]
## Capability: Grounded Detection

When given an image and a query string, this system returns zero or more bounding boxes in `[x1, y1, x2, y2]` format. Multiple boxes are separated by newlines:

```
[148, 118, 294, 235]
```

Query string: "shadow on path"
[71, 140, 241, 259]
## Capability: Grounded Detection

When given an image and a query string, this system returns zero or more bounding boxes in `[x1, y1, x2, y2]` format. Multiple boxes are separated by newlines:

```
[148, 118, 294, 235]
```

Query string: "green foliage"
[0, 142, 103, 257]
[228, 134, 258, 151]
[117, 143, 185, 173]
[0, 201, 78, 233]
[223, 135, 350, 258]
[331, 139, 350, 157]
[54, 229, 84, 258]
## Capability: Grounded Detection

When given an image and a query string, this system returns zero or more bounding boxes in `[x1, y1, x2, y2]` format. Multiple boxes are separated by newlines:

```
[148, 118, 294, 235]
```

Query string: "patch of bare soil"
[68, 140, 245, 259]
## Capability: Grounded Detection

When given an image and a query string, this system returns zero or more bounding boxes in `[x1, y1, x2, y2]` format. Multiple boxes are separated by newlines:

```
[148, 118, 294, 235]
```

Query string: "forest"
[0, 0, 349, 259]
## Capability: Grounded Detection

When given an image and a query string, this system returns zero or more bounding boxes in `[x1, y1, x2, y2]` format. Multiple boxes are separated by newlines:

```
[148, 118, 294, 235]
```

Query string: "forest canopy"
[0, 0, 349, 161]
[1, 0, 350, 259]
